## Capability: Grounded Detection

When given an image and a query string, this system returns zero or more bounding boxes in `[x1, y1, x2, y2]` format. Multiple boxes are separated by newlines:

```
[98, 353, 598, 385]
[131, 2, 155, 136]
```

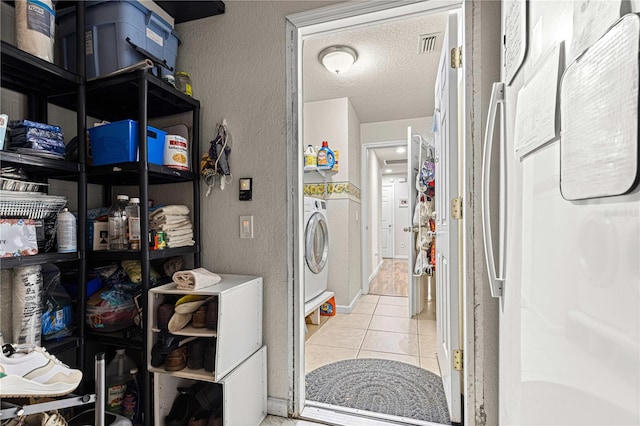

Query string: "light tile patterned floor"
[305, 295, 439, 375]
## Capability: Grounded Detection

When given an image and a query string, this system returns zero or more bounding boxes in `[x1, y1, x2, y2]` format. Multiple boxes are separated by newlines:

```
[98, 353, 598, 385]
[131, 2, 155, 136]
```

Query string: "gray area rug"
[306, 358, 451, 424]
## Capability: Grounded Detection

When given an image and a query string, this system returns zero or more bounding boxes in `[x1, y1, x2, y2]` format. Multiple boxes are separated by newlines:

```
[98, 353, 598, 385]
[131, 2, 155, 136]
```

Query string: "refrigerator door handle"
[482, 82, 505, 298]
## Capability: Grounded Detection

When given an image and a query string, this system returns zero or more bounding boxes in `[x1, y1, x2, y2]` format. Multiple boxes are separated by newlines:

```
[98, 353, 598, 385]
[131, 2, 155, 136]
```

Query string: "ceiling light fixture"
[319, 46, 358, 75]
[396, 147, 406, 154]
[385, 169, 393, 174]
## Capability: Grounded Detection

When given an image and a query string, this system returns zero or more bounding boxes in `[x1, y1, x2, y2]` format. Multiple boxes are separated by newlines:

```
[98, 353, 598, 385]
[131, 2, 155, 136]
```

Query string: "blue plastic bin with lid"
[57, 0, 180, 79]
[88, 120, 166, 166]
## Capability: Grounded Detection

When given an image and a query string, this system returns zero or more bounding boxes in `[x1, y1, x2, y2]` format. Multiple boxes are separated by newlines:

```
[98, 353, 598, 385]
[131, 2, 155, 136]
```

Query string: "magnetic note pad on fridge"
[560, 14, 639, 201]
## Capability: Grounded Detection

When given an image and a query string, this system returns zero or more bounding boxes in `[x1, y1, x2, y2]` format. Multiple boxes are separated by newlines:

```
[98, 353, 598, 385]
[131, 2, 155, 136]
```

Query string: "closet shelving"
[0, 4, 87, 358]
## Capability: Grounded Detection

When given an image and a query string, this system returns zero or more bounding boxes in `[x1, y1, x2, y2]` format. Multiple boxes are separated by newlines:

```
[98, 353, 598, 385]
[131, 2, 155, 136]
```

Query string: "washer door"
[305, 212, 328, 274]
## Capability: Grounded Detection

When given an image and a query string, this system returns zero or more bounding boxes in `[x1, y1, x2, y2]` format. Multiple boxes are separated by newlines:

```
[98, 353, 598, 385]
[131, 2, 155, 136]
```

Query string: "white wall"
[367, 150, 382, 279]
[382, 174, 410, 258]
[175, 0, 342, 405]
[361, 117, 432, 144]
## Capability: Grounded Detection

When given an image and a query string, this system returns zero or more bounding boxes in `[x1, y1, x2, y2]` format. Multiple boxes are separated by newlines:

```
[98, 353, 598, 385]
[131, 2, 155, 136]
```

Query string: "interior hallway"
[368, 259, 409, 297]
[305, 262, 439, 375]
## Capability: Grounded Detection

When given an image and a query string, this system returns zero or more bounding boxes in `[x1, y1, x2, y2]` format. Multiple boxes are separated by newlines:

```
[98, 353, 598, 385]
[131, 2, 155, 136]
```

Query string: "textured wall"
[175, 0, 342, 404]
[361, 117, 431, 144]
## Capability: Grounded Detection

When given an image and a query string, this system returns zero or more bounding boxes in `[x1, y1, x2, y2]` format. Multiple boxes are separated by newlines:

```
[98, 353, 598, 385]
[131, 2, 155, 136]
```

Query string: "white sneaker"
[0, 344, 83, 397]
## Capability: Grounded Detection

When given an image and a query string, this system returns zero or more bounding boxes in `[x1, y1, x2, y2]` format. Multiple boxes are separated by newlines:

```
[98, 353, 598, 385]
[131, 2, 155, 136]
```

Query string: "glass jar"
[175, 72, 193, 97]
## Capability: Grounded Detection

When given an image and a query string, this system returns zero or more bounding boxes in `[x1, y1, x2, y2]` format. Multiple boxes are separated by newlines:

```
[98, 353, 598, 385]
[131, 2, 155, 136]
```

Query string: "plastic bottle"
[56, 208, 77, 253]
[106, 349, 136, 414]
[126, 197, 141, 250]
[175, 72, 193, 96]
[316, 141, 335, 170]
[122, 367, 141, 425]
[304, 145, 317, 171]
[108, 195, 129, 251]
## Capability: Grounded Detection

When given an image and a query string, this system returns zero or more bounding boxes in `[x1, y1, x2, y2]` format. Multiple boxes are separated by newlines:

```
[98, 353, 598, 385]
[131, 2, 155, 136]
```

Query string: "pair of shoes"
[203, 338, 217, 373]
[206, 299, 218, 330]
[151, 330, 196, 368]
[0, 344, 82, 397]
[165, 346, 188, 372]
[192, 305, 207, 328]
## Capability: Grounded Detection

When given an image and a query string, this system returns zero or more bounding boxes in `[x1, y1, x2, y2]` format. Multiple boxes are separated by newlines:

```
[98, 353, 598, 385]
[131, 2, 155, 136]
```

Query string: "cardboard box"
[89, 221, 108, 251]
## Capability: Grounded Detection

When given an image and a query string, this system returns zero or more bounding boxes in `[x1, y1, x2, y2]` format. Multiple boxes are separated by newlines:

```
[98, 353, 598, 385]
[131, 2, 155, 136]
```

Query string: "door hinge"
[451, 46, 462, 68]
[451, 197, 462, 220]
[453, 349, 463, 371]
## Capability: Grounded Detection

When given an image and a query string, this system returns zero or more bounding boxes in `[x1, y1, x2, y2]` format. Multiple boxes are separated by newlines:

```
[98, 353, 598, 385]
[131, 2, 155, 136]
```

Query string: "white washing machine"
[304, 196, 329, 302]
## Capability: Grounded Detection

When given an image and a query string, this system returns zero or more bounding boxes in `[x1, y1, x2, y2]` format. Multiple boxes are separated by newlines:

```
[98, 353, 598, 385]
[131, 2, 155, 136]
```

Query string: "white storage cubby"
[147, 274, 265, 425]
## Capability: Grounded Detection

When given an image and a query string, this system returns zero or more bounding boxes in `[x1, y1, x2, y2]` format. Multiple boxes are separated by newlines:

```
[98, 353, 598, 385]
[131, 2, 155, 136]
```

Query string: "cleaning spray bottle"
[304, 145, 317, 170]
[316, 141, 335, 170]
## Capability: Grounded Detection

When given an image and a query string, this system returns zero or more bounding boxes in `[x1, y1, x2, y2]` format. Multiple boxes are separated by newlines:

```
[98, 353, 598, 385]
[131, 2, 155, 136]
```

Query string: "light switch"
[240, 215, 253, 239]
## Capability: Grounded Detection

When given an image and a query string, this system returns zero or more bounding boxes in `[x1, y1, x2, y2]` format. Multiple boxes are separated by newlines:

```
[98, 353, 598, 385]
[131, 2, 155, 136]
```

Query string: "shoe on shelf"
[157, 303, 175, 330]
[203, 338, 217, 373]
[188, 408, 212, 426]
[187, 339, 204, 370]
[195, 382, 223, 415]
[165, 392, 197, 426]
[0, 344, 82, 398]
[165, 346, 188, 372]
[205, 299, 218, 330]
[4, 411, 69, 426]
[151, 330, 196, 368]
[192, 305, 207, 329]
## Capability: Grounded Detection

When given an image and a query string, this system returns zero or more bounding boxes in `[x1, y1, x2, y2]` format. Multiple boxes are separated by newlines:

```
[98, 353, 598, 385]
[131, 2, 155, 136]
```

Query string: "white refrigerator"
[483, 2, 640, 424]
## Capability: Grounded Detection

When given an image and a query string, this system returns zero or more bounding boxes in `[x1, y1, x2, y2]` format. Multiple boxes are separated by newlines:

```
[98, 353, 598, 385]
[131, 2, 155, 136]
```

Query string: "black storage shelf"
[0, 41, 80, 96]
[0, 252, 79, 269]
[0, 151, 79, 180]
[156, 1, 225, 24]
[43, 336, 83, 355]
[51, 72, 200, 122]
[87, 162, 198, 185]
[86, 329, 143, 350]
[88, 246, 199, 262]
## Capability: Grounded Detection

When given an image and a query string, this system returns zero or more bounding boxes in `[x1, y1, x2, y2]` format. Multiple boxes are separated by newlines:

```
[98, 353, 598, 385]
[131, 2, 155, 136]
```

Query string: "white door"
[381, 184, 394, 258]
[434, 12, 461, 423]
[482, 2, 640, 424]
[406, 127, 422, 318]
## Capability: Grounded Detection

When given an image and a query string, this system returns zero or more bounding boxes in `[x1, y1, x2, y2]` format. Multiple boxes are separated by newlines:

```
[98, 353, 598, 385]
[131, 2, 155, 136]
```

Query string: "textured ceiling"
[303, 12, 449, 125]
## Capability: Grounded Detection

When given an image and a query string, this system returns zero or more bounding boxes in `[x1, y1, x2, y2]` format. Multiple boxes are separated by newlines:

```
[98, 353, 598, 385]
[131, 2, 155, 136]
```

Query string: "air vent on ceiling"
[384, 159, 408, 165]
[419, 33, 440, 54]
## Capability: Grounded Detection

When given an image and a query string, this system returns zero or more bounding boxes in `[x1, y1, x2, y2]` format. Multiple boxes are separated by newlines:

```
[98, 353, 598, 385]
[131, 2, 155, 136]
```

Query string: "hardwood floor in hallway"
[368, 258, 409, 297]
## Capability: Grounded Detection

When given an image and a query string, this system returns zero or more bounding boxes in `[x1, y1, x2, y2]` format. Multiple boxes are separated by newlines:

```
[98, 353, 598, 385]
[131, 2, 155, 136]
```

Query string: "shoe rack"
[148, 275, 266, 425]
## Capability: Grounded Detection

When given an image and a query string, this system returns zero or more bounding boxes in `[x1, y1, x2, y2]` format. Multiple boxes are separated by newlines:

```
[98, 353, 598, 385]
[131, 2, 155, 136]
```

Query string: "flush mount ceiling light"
[319, 46, 358, 75]
[396, 147, 406, 154]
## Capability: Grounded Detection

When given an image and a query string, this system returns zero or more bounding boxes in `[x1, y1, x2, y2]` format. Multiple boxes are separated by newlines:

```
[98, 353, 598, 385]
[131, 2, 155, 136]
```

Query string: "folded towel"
[150, 205, 190, 218]
[165, 228, 193, 238]
[173, 268, 222, 291]
[167, 238, 195, 248]
[152, 221, 192, 231]
[151, 214, 191, 224]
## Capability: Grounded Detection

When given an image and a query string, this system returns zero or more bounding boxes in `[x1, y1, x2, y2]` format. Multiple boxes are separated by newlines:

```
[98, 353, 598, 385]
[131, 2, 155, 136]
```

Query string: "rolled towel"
[173, 268, 222, 291]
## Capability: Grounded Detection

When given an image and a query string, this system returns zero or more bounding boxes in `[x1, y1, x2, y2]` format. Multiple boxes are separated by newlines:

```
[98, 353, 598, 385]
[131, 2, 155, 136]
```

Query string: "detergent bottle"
[316, 141, 335, 170]
[304, 145, 317, 171]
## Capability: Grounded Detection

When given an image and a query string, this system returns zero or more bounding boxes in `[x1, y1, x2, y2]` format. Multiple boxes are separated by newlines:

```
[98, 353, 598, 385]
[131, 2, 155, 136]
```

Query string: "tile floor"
[305, 294, 439, 375]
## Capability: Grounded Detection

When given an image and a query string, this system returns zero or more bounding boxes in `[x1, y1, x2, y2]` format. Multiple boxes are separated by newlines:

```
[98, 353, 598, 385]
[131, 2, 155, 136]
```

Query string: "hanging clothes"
[200, 120, 233, 196]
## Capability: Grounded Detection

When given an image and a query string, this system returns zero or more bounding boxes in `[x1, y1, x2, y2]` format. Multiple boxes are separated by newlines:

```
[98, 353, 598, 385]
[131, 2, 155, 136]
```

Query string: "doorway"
[287, 2, 464, 425]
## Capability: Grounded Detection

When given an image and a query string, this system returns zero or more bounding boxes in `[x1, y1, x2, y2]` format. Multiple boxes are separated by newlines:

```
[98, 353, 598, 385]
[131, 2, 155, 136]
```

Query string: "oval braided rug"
[306, 358, 451, 424]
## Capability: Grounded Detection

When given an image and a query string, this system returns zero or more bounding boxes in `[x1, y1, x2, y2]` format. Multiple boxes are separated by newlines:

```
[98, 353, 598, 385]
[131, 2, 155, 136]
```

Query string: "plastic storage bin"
[57, 1, 180, 79]
[88, 120, 166, 166]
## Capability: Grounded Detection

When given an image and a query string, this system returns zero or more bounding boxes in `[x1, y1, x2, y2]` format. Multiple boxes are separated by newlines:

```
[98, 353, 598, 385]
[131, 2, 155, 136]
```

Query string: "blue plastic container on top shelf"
[88, 119, 166, 166]
[57, 1, 180, 79]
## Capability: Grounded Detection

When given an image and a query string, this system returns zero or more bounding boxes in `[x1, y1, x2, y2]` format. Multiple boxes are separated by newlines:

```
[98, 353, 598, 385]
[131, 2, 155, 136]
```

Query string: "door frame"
[361, 140, 406, 296]
[285, 0, 476, 423]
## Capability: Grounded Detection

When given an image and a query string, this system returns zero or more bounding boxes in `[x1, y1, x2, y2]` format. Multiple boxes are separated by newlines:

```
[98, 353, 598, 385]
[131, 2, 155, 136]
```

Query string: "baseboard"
[336, 289, 362, 314]
[394, 255, 408, 260]
[368, 260, 384, 282]
[267, 397, 289, 417]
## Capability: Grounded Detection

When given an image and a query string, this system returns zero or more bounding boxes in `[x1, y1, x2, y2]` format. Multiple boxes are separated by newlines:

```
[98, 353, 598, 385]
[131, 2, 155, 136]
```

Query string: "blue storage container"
[57, 1, 180, 79]
[88, 120, 166, 166]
